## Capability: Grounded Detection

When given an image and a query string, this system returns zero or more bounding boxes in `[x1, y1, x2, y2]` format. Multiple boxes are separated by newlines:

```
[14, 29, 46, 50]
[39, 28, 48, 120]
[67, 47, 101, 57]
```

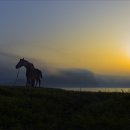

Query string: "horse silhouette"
[16, 58, 42, 87]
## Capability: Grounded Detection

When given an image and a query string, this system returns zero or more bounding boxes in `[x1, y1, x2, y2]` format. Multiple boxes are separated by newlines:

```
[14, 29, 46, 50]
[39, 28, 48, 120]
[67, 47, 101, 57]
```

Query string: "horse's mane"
[23, 59, 31, 64]
[23, 59, 35, 69]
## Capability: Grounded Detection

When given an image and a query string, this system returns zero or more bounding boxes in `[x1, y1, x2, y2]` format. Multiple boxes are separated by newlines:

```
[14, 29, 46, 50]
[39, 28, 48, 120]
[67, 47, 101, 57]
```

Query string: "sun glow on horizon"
[122, 36, 130, 59]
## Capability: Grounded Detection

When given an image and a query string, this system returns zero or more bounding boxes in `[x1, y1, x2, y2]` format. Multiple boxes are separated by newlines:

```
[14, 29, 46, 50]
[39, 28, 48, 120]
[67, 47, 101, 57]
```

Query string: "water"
[63, 87, 130, 93]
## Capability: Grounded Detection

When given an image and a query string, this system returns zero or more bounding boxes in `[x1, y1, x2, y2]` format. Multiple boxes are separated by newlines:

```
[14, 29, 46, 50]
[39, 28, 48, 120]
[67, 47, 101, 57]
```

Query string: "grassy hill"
[0, 86, 129, 130]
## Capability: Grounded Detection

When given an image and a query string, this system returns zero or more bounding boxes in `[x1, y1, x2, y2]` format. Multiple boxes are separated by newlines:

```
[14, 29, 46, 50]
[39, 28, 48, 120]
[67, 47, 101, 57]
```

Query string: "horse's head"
[16, 58, 26, 69]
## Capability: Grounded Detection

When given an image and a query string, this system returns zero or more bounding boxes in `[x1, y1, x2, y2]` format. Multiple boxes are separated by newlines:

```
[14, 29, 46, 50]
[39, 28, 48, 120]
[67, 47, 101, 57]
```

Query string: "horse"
[15, 58, 42, 87]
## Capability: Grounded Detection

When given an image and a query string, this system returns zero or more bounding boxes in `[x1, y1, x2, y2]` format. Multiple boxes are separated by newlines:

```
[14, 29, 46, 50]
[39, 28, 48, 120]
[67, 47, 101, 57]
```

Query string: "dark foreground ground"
[0, 86, 129, 130]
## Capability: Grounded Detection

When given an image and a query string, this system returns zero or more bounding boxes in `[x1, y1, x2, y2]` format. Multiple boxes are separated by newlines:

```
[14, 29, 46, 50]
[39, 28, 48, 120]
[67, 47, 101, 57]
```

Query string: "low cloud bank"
[44, 69, 97, 87]
[0, 53, 130, 87]
[96, 75, 130, 87]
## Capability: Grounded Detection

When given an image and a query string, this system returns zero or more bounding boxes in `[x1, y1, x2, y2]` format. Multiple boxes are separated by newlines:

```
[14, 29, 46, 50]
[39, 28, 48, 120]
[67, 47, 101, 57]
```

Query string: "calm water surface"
[63, 87, 130, 93]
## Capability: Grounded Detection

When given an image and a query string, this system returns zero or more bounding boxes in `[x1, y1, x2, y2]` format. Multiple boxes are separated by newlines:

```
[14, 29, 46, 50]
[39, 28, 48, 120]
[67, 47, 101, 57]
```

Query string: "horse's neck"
[22, 61, 28, 69]
[24, 62, 35, 72]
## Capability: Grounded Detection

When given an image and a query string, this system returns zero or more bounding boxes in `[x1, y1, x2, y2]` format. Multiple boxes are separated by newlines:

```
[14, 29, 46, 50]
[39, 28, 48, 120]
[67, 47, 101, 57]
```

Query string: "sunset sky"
[1, 1, 130, 75]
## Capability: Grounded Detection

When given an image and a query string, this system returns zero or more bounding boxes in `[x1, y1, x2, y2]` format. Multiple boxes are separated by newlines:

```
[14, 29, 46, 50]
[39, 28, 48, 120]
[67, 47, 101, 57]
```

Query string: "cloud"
[44, 68, 97, 87]
[0, 51, 18, 59]
[96, 75, 130, 87]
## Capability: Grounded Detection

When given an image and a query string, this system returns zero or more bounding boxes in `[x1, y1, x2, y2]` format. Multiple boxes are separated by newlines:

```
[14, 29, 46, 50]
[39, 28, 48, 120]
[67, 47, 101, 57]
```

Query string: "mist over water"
[63, 87, 130, 93]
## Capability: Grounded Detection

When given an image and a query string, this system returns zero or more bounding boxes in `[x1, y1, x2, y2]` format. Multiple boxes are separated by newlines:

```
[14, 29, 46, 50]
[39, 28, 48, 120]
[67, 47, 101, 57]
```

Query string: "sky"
[1, 1, 130, 76]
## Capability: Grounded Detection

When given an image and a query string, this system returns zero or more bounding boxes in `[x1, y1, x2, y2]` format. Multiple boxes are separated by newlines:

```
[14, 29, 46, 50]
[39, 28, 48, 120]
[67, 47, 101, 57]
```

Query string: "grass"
[0, 86, 129, 130]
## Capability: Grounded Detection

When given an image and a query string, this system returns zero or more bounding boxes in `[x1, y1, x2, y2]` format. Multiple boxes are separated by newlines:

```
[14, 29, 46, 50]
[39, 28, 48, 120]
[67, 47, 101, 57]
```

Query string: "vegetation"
[0, 86, 129, 130]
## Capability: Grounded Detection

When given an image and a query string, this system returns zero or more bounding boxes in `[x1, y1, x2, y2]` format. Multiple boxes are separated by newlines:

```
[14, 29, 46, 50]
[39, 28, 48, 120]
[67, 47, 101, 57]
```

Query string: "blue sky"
[1, 1, 130, 76]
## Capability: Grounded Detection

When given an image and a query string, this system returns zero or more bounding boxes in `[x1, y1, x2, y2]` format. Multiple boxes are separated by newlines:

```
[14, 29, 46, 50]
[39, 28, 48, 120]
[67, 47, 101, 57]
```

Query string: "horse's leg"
[35, 79, 38, 88]
[31, 79, 35, 88]
[26, 77, 29, 88]
[26, 80, 28, 87]
[34, 79, 37, 88]
[39, 79, 41, 87]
